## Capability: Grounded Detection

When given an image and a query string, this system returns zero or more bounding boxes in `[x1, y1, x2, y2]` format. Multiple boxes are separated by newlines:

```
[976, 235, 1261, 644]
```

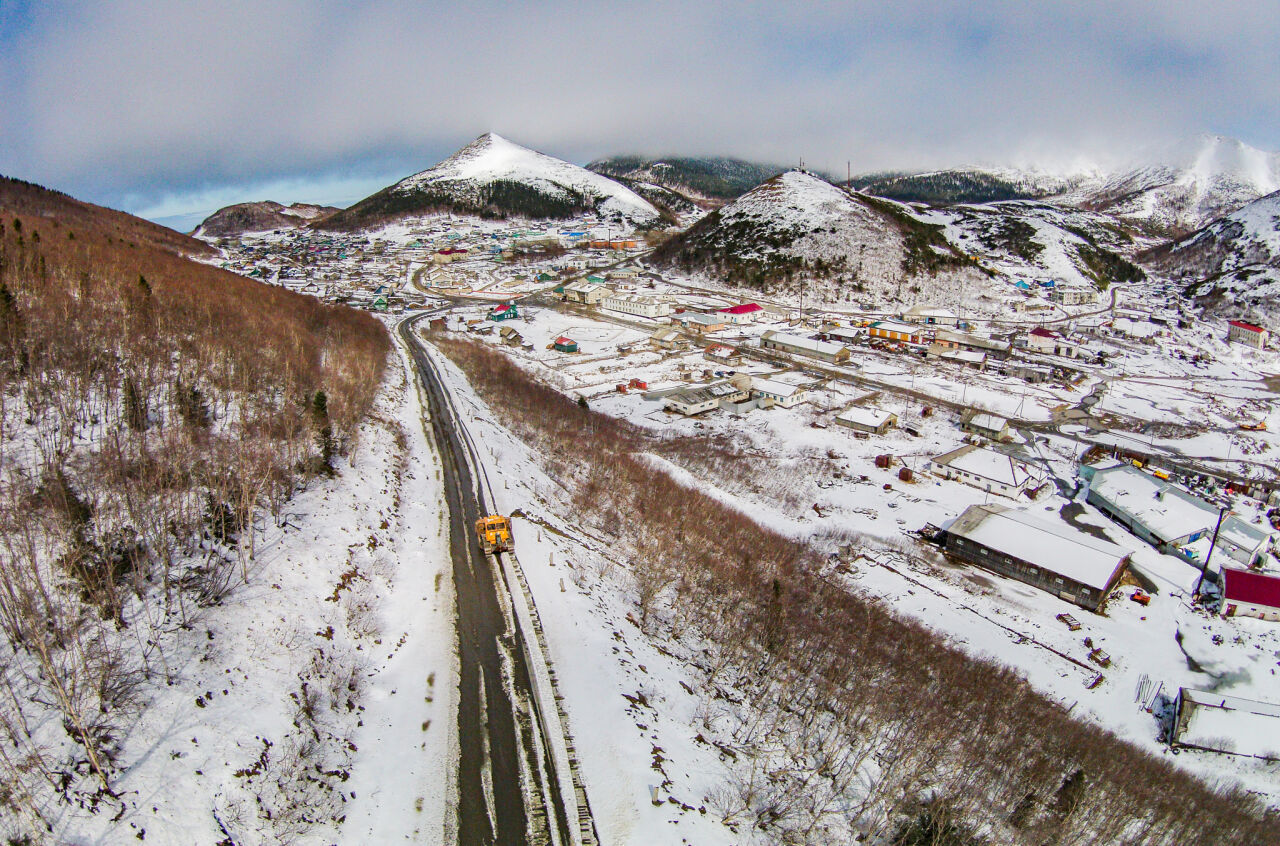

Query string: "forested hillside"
[0, 193, 388, 834]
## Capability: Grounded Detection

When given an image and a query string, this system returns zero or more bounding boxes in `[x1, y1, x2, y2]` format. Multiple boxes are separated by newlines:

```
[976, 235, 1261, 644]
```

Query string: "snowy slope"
[920, 201, 1148, 290]
[1058, 136, 1280, 236]
[1152, 190, 1280, 320]
[325, 133, 661, 229]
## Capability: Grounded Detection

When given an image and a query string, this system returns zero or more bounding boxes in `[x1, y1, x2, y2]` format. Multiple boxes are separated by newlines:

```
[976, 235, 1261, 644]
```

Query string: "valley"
[4, 130, 1280, 845]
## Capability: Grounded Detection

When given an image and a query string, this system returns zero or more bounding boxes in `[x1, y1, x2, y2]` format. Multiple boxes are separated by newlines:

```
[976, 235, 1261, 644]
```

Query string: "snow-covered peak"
[393, 133, 660, 223]
[721, 170, 862, 227]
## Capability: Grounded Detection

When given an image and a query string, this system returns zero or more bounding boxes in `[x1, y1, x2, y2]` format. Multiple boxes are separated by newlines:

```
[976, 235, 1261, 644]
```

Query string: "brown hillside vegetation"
[0, 196, 387, 832]
[431, 334, 1273, 846]
[0, 175, 214, 257]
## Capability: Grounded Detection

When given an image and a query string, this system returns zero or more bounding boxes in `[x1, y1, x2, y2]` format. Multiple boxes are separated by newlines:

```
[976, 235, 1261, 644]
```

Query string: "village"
[211, 211, 1280, 793]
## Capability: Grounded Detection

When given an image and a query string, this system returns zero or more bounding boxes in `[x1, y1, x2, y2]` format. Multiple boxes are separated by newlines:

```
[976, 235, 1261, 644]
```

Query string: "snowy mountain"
[322, 133, 661, 230]
[587, 155, 785, 202]
[194, 200, 340, 238]
[854, 136, 1280, 238]
[650, 170, 984, 304]
[1059, 135, 1280, 236]
[1146, 189, 1280, 321]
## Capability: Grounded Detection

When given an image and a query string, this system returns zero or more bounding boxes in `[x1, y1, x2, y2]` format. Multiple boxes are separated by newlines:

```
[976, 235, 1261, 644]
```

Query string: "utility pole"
[1194, 503, 1230, 597]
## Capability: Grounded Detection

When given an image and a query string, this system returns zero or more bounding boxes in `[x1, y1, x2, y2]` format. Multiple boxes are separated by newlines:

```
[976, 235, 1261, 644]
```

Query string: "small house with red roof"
[1222, 567, 1280, 622]
[718, 302, 765, 324]
[1025, 326, 1080, 358]
[1227, 320, 1269, 349]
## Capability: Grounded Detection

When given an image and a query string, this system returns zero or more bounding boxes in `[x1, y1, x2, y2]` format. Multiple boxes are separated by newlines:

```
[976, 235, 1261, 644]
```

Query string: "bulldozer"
[475, 514, 514, 555]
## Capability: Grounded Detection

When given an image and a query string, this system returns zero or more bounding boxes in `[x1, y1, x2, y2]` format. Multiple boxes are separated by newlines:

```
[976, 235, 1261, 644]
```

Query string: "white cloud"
[1, 0, 1276, 219]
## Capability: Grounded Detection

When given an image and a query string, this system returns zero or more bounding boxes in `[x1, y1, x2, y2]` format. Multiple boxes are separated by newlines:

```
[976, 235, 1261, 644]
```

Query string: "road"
[398, 312, 574, 845]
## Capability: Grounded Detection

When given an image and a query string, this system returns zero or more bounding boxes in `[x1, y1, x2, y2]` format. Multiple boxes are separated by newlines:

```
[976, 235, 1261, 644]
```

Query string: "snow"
[48, 339, 457, 844]
[394, 133, 661, 225]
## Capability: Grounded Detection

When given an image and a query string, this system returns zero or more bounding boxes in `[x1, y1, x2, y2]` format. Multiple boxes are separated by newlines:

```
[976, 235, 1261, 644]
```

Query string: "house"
[552, 336, 578, 353]
[868, 321, 926, 345]
[998, 360, 1054, 382]
[902, 305, 960, 327]
[1025, 327, 1080, 358]
[563, 280, 610, 304]
[717, 303, 765, 324]
[1227, 320, 1270, 349]
[751, 378, 809, 409]
[498, 326, 524, 347]
[1172, 688, 1280, 759]
[929, 345, 987, 369]
[941, 504, 1130, 611]
[960, 411, 1012, 442]
[649, 327, 684, 350]
[433, 247, 469, 264]
[760, 331, 850, 363]
[1081, 462, 1215, 554]
[600, 292, 672, 319]
[662, 379, 751, 416]
[932, 329, 1012, 359]
[1221, 568, 1280, 621]
[677, 313, 728, 334]
[487, 302, 519, 321]
[703, 344, 742, 365]
[929, 445, 1047, 498]
[823, 326, 865, 346]
[1050, 285, 1100, 306]
[835, 406, 897, 435]
[1217, 517, 1276, 568]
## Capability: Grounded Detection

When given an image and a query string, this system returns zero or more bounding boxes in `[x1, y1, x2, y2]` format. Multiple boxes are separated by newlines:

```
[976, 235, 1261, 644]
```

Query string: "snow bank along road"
[398, 311, 582, 845]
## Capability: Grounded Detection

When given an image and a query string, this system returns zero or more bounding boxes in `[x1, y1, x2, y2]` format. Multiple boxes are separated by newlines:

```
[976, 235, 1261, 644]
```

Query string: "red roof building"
[1222, 567, 1280, 622]
[1227, 320, 1270, 349]
[718, 302, 765, 324]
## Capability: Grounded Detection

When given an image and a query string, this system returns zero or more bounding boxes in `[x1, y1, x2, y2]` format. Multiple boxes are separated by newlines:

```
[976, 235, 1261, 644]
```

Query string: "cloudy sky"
[2, 0, 1278, 229]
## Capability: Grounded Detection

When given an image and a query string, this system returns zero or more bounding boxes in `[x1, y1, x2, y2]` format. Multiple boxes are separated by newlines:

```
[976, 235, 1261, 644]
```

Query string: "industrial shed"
[930, 445, 1046, 498]
[760, 331, 850, 363]
[1172, 688, 1280, 759]
[662, 381, 750, 416]
[942, 504, 1131, 611]
[1082, 462, 1215, 554]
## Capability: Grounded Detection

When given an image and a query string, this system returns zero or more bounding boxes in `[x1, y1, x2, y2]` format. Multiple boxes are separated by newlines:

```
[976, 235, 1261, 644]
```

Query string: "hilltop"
[650, 170, 984, 305]
[321, 133, 661, 230]
[194, 200, 340, 238]
[1, 174, 214, 256]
